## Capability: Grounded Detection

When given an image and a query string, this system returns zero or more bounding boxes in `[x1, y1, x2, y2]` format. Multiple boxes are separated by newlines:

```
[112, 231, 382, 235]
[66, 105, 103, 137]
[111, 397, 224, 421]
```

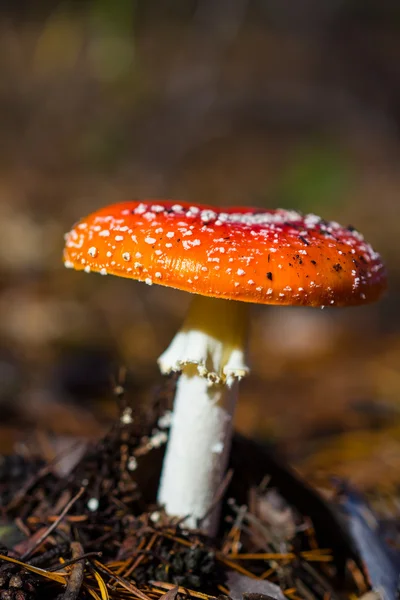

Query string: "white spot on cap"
[155, 272, 162, 279]
[99, 230, 110, 237]
[100, 268, 107, 275]
[201, 210, 217, 223]
[64, 260, 74, 269]
[145, 277, 153, 285]
[166, 232, 174, 238]
[145, 237, 156, 245]
[134, 203, 147, 214]
[115, 235, 124, 241]
[135, 252, 142, 258]
[237, 269, 245, 276]
[88, 246, 97, 258]
[84, 265, 91, 273]
[122, 252, 131, 261]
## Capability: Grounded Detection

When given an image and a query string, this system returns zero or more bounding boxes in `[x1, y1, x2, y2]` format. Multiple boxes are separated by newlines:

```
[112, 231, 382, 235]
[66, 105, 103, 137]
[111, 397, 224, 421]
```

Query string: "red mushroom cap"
[63, 200, 386, 307]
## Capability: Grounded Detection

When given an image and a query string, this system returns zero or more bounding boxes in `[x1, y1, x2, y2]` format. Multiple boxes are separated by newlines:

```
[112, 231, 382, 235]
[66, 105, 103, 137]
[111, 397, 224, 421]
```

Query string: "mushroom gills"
[157, 295, 250, 533]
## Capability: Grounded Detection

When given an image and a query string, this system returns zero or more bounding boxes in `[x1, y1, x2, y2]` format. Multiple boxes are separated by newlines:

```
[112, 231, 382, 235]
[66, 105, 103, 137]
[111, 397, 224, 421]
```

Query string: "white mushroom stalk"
[157, 294, 249, 535]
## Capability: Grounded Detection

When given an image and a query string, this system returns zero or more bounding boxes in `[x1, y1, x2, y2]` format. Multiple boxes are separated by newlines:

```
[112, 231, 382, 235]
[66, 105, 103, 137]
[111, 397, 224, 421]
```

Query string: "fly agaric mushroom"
[63, 201, 386, 535]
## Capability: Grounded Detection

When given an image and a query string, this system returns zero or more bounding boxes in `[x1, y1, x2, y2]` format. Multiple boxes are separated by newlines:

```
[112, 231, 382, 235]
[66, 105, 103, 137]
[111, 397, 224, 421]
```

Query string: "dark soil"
[0, 383, 377, 600]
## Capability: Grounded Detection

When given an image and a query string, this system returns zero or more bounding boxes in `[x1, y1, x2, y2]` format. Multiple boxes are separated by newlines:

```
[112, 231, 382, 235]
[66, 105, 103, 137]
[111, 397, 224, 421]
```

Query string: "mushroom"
[63, 200, 387, 535]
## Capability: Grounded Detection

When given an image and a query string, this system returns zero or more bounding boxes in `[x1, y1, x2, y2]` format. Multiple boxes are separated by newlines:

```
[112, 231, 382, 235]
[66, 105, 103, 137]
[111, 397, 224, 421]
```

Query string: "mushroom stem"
[157, 295, 249, 535]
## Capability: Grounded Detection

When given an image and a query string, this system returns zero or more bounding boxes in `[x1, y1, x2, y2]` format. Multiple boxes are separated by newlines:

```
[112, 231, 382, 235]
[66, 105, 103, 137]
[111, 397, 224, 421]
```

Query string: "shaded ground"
[0, 396, 387, 599]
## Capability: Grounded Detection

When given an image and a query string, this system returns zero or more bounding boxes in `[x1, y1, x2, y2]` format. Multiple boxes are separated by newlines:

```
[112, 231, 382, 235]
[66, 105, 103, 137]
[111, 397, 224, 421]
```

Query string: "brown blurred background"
[0, 0, 399, 494]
